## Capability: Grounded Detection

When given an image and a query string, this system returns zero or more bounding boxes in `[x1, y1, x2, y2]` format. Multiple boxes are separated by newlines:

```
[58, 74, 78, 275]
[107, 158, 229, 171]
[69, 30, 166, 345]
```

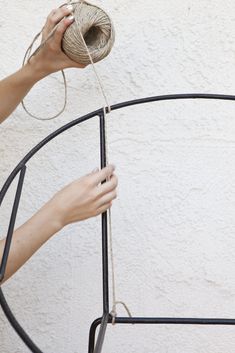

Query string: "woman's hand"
[29, 4, 86, 80]
[0, 5, 88, 123]
[0, 165, 118, 283]
[49, 165, 118, 228]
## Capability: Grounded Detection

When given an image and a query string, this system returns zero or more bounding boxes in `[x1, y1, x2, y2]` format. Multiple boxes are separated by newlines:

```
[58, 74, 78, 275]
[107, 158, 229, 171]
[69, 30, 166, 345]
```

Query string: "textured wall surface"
[1, 0, 235, 352]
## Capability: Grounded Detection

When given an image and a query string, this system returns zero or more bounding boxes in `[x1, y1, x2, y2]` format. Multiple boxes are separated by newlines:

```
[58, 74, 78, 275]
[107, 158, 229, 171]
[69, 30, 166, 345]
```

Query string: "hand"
[49, 165, 118, 228]
[29, 5, 87, 79]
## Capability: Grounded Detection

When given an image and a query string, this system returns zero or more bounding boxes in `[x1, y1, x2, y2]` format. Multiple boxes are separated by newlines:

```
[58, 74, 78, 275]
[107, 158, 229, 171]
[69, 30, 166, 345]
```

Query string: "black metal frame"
[1, 93, 235, 353]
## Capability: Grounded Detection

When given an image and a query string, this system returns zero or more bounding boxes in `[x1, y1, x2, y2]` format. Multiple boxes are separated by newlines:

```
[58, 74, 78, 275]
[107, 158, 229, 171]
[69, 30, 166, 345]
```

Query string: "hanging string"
[75, 0, 132, 325]
[102, 108, 132, 325]
[21, 5, 69, 121]
[22, 0, 131, 323]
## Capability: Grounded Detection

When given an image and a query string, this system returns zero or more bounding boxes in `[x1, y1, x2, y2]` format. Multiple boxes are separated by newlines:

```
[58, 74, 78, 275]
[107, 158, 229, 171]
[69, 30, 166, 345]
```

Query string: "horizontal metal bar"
[88, 314, 235, 353]
[113, 316, 235, 325]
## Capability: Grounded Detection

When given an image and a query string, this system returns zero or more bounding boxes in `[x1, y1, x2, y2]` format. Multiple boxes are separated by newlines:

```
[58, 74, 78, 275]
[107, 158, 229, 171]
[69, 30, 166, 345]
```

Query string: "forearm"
[0, 200, 62, 284]
[0, 61, 45, 124]
[0, 5, 83, 124]
[0, 165, 117, 284]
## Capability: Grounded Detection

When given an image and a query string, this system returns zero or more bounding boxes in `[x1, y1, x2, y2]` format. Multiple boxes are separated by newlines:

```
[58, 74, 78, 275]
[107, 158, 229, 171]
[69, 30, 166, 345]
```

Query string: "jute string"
[69, 0, 132, 324]
[77, 2, 132, 323]
[22, 0, 115, 120]
[23, 0, 131, 324]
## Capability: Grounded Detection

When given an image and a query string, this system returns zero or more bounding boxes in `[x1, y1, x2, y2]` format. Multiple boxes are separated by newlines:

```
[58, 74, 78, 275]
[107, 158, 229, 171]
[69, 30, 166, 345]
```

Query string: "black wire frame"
[1, 94, 235, 353]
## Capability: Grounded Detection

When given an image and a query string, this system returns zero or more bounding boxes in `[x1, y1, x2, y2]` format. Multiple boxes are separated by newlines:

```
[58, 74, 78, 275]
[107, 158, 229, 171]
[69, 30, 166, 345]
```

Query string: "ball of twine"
[22, 0, 115, 120]
[62, 1, 115, 65]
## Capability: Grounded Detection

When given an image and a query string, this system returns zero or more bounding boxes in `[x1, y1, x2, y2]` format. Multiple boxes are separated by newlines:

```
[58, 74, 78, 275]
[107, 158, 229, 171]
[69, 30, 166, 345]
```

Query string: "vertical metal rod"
[90, 113, 110, 353]
[99, 113, 109, 315]
[0, 165, 26, 282]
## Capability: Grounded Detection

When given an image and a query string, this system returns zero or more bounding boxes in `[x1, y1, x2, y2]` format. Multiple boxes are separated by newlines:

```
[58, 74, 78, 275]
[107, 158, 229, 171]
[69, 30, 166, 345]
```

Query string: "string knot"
[110, 301, 132, 325]
[103, 106, 112, 116]
[110, 306, 117, 326]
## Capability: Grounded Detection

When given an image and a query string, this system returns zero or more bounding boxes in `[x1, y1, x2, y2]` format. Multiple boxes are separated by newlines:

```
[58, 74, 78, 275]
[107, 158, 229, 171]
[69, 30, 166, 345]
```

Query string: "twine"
[103, 108, 132, 325]
[68, 1, 132, 324]
[21, 0, 115, 120]
[64, 0, 115, 65]
[23, 0, 132, 324]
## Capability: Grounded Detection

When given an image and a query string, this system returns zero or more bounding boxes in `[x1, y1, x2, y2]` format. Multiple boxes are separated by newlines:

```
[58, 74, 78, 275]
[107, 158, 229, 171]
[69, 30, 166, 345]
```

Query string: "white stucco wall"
[1, 0, 235, 352]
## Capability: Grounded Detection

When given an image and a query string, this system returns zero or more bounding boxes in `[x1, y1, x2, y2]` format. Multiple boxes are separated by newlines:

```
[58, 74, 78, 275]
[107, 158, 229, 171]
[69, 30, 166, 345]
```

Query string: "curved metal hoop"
[1, 93, 235, 353]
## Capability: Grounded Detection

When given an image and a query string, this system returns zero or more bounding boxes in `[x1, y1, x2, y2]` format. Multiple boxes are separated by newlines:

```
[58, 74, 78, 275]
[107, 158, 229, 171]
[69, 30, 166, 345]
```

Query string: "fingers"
[97, 190, 117, 208]
[38, 5, 88, 71]
[85, 166, 118, 212]
[91, 165, 116, 185]
[43, 5, 74, 37]
[96, 202, 113, 216]
[98, 174, 118, 196]
[95, 173, 118, 208]
[53, 16, 75, 48]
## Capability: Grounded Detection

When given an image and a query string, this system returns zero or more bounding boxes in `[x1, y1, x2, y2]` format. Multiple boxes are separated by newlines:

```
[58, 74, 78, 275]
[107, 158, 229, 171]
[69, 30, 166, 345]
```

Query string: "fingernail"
[67, 15, 75, 21]
[66, 4, 74, 11]
[92, 167, 99, 173]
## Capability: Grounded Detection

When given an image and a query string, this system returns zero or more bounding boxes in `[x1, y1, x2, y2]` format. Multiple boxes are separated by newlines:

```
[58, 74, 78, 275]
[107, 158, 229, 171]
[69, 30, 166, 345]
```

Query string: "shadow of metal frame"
[1, 94, 235, 353]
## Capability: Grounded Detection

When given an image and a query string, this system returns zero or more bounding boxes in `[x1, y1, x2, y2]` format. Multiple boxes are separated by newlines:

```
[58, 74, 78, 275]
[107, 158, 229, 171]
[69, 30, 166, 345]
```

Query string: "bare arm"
[0, 166, 117, 284]
[0, 6, 118, 284]
[0, 64, 43, 123]
[1, 199, 62, 282]
[0, 5, 85, 124]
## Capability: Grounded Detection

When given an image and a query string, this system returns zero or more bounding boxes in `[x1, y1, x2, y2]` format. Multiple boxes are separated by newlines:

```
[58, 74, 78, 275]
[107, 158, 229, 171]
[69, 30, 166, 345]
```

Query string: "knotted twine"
[22, 0, 132, 324]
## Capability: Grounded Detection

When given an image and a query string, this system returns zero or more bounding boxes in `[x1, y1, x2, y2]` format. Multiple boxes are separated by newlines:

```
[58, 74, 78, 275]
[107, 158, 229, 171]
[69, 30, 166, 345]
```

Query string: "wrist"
[45, 193, 72, 230]
[24, 55, 50, 83]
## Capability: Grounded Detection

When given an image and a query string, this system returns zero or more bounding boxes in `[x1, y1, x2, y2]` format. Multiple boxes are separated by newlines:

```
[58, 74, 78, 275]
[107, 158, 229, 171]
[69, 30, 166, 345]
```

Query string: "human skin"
[0, 5, 118, 284]
[0, 5, 86, 124]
